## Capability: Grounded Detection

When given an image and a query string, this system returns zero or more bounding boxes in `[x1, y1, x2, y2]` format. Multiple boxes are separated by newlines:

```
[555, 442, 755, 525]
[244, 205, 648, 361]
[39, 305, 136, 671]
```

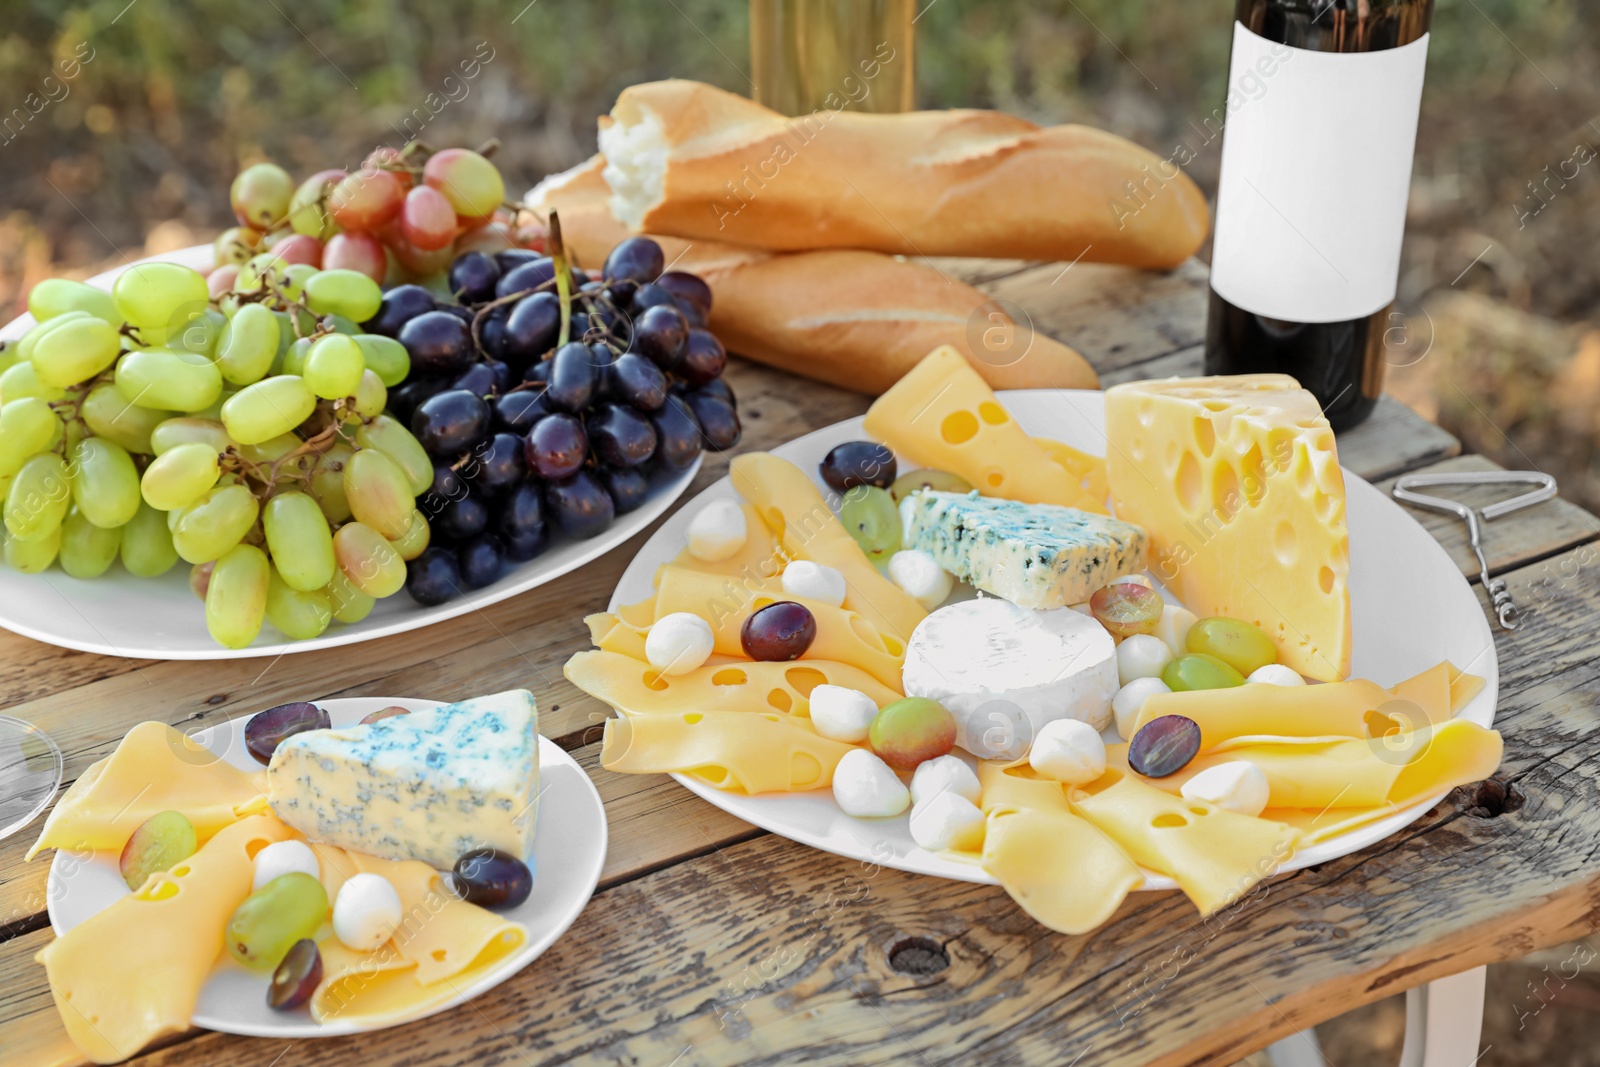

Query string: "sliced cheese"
[1031, 436, 1109, 511]
[861, 346, 1096, 509]
[1130, 677, 1409, 750]
[1448, 662, 1486, 712]
[727, 452, 926, 642]
[564, 650, 902, 718]
[36, 814, 296, 1064]
[1105, 374, 1351, 680]
[1391, 662, 1453, 721]
[982, 808, 1143, 934]
[661, 500, 787, 589]
[587, 612, 649, 660]
[600, 711, 858, 793]
[27, 720, 265, 860]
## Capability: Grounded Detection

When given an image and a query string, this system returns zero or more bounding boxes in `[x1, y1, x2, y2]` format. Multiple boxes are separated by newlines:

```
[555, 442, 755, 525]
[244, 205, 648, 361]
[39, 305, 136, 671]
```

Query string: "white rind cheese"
[267, 690, 540, 870]
[902, 598, 1117, 759]
[902, 491, 1147, 609]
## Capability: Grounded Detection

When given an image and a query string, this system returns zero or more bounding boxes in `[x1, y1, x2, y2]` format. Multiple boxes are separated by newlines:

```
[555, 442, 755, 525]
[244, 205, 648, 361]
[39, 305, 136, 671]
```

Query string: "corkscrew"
[1391, 470, 1558, 630]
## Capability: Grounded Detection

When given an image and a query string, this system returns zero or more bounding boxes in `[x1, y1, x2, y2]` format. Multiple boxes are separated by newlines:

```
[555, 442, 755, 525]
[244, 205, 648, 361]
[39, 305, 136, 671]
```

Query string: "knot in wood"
[887, 936, 949, 976]
[1467, 777, 1523, 817]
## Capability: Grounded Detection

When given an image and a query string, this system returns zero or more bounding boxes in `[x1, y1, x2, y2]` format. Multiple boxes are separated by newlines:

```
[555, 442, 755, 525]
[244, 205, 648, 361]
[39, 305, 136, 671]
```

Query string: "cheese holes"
[784, 666, 828, 696]
[432, 949, 449, 962]
[1174, 451, 1203, 513]
[642, 671, 669, 692]
[136, 880, 181, 901]
[792, 751, 823, 788]
[711, 668, 748, 686]
[940, 410, 978, 445]
[1193, 416, 1216, 458]
[1273, 520, 1298, 566]
[1240, 444, 1267, 506]
[767, 689, 793, 712]
[1318, 565, 1336, 594]
[244, 837, 274, 861]
[978, 401, 1009, 426]
[683, 713, 704, 725]
[984, 468, 1004, 489]
[1151, 813, 1188, 829]
[1211, 461, 1240, 514]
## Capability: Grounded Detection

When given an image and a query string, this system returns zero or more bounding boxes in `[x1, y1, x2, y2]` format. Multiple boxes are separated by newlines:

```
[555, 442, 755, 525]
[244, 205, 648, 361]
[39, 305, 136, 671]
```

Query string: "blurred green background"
[0, 0, 1596, 507]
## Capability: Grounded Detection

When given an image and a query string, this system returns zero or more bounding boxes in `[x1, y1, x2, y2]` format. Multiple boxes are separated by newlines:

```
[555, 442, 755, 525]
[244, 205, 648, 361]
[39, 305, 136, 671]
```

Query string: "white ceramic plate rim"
[0, 245, 699, 660]
[609, 389, 1500, 892]
[45, 696, 607, 1039]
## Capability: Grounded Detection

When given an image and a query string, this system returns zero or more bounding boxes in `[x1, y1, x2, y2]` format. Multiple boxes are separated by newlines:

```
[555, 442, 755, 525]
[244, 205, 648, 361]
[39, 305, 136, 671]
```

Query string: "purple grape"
[679, 328, 726, 385]
[477, 305, 509, 360]
[457, 534, 505, 589]
[588, 342, 617, 397]
[545, 470, 615, 538]
[406, 547, 462, 606]
[544, 342, 597, 413]
[523, 413, 587, 480]
[452, 362, 498, 399]
[819, 441, 896, 493]
[741, 602, 817, 661]
[500, 290, 561, 367]
[449, 252, 501, 305]
[650, 394, 702, 471]
[657, 271, 712, 315]
[674, 295, 707, 329]
[268, 939, 323, 1011]
[386, 375, 447, 428]
[418, 463, 467, 522]
[522, 358, 552, 386]
[630, 282, 675, 311]
[587, 404, 658, 468]
[465, 432, 528, 496]
[1128, 715, 1203, 778]
[494, 249, 541, 273]
[603, 237, 664, 285]
[245, 702, 330, 765]
[452, 848, 533, 909]
[411, 389, 489, 458]
[435, 493, 489, 542]
[493, 388, 549, 434]
[437, 304, 475, 328]
[695, 376, 736, 408]
[496, 257, 556, 299]
[630, 304, 688, 371]
[609, 352, 667, 411]
[686, 392, 741, 450]
[399, 311, 473, 378]
[365, 284, 435, 338]
[599, 465, 649, 514]
[496, 482, 549, 561]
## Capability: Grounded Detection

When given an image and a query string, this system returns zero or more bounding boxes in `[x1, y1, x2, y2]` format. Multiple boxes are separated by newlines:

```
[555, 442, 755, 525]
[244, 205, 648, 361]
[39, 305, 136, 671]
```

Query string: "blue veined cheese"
[902, 490, 1147, 609]
[266, 690, 539, 870]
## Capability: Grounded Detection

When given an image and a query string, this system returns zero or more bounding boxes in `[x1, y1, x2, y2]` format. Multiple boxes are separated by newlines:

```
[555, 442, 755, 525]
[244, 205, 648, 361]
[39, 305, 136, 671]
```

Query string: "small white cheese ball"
[809, 684, 879, 743]
[1154, 604, 1199, 656]
[686, 498, 747, 562]
[781, 560, 847, 607]
[832, 749, 911, 818]
[1113, 676, 1172, 739]
[252, 839, 320, 892]
[1248, 663, 1306, 686]
[1181, 760, 1271, 817]
[1027, 718, 1107, 784]
[887, 549, 953, 610]
[333, 872, 403, 952]
[908, 792, 986, 852]
[909, 753, 982, 807]
[644, 612, 715, 676]
[1116, 633, 1173, 686]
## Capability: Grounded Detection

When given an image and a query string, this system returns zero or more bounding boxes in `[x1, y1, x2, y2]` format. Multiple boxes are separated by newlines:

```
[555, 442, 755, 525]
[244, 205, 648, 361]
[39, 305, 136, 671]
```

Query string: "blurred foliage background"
[0, 0, 1596, 506]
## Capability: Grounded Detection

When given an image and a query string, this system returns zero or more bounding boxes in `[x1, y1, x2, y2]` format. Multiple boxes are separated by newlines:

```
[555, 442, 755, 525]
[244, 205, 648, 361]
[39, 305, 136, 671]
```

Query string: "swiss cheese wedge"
[1105, 374, 1351, 680]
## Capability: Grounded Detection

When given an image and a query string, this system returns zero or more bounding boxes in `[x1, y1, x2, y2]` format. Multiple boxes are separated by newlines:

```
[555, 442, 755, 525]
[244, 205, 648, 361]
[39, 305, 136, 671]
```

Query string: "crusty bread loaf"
[597, 79, 1209, 269]
[526, 158, 1098, 394]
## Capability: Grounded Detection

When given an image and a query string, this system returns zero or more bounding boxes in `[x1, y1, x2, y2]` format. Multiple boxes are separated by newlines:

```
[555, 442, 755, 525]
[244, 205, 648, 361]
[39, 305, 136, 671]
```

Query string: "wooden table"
[5, 257, 1600, 1067]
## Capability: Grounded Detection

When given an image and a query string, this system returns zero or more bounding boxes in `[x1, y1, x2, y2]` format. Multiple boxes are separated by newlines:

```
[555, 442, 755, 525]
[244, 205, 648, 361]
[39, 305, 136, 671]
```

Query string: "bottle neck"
[1234, 0, 1432, 52]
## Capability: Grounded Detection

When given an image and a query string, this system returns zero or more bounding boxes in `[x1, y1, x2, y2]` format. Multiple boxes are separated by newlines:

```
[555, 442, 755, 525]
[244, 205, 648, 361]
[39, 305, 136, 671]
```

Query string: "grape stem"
[550, 211, 572, 349]
[468, 287, 536, 355]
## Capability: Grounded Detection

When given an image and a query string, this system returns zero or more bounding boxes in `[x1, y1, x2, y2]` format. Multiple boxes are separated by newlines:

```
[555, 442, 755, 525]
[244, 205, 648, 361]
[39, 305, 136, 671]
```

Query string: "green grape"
[350, 369, 387, 419]
[262, 490, 336, 592]
[1, 360, 67, 403]
[343, 449, 415, 540]
[229, 162, 294, 231]
[69, 438, 141, 528]
[280, 263, 318, 303]
[172, 484, 260, 564]
[310, 442, 354, 522]
[226, 871, 328, 969]
[6, 453, 71, 541]
[112, 262, 209, 345]
[838, 485, 902, 562]
[4, 523, 61, 572]
[303, 269, 382, 323]
[287, 170, 342, 240]
[170, 306, 227, 362]
[15, 311, 89, 366]
[150, 417, 234, 455]
[265, 571, 333, 640]
[303, 335, 365, 400]
[81, 384, 172, 453]
[140, 441, 222, 512]
[1185, 617, 1278, 676]
[388, 508, 430, 560]
[215, 303, 280, 386]
[235, 252, 279, 295]
[60, 506, 123, 578]
[0, 398, 63, 477]
[354, 416, 431, 495]
[326, 314, 362, 335]
[333, 521, 405, 598]
[1161, 653, 1246, 692]
[27, 278, 121, 325]
[280, 337, 312, 377]
[205, 542, 271, 650]
[114, 348, 224, 412]
[221, 376, 316, 445]
[353, 334, 409, 387]
[214, 226, 261, 267]
[120, 501, 179, 577]
[118, 810, 197, 891]
[325, 568, 375, 623]
[29, 315, 122, 388]
[239, 432, 306, 468]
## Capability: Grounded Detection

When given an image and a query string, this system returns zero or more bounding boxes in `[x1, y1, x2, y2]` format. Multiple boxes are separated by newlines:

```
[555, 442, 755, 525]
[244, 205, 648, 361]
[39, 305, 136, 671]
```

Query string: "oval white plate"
[46, 696, 607, 1038]
[0, 245, 700, 659]
[610, 389, 1500, 891]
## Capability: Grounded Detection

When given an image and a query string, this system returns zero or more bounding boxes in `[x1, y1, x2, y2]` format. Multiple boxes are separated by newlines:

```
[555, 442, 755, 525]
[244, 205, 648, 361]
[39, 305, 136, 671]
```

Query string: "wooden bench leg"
[1263, 965, 1486, 1067]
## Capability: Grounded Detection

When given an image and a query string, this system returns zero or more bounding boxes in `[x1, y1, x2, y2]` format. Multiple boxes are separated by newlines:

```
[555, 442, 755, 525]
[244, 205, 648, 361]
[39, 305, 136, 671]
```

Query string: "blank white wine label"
[1210, 24, 1429, 323]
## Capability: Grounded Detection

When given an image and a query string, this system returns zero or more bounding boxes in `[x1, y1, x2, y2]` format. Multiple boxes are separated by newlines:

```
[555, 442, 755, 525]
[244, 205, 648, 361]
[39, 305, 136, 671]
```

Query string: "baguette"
[597, 79, 1208, 268]
[527, 158, 1098, 393]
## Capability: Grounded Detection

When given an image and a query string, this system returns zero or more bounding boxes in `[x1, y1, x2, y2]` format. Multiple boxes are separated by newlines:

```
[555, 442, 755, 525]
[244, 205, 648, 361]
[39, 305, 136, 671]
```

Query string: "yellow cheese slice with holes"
[659, 500, 788, 588]
[27, 721, 265, 860]
[1031, 436, 1109, 512]
[727, 452, 926, 641]
[587, 612, 649, 659]
[36, 814, 296, 1064]
[860, 346, 1094, 509]
[600, 711, 858, 793]
[1129, 677, 1434, 750]
[565, 650, 902, 718]
[1105, 374, 1351, 680]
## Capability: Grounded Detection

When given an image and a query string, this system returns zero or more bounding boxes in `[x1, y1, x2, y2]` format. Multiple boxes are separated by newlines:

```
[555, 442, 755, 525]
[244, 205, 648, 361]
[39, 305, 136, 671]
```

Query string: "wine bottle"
[1204, 0, 1432, 430]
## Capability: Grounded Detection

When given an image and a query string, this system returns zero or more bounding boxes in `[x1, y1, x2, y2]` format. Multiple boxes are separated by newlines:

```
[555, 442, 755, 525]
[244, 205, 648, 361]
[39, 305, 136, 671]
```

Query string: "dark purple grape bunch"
[372, 235, 740, 608]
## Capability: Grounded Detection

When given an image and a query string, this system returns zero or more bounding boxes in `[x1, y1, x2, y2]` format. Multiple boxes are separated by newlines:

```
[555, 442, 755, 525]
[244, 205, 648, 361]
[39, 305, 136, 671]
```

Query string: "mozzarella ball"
[832, 749, 911, 818]
[1248, 663, 1306, 686]
[1116, 633, 1173, 686]
[333, 872, 403, 952]
[1113, 676, 1172, 739]
[644, 612, 715, 676]
[887, 549, 953, 610]
[686, 499, 747, 562]
[1154, 604, 1199, 657]
[809, 684, 879, 743]
[909, 753, 982, 807]
[908, 792, 986, 852]
[252, 839, 320, 892]
[1181, 760, 1271, 817]
[781, 560, 847, 607]
[1027, 718, 1107, 784]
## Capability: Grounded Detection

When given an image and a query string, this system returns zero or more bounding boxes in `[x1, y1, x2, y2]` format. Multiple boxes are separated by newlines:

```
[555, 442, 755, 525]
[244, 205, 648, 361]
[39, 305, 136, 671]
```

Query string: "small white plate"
[46, 696, 607, 1038]
[609, 389, 1499, 892]
[0, 246, 700, 660]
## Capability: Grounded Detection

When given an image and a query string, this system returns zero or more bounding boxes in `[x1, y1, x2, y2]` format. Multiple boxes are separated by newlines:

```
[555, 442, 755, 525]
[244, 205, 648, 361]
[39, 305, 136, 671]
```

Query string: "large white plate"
[0, 246, 700, 659]
[610, 389, 1500, 891]
[46, 695, 607, 1039]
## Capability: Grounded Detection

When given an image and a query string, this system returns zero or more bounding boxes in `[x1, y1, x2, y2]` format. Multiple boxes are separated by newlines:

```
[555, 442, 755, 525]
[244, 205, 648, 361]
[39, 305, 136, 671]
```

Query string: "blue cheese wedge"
[267, 690, 539, 870]
[902, 490, 1147, 609]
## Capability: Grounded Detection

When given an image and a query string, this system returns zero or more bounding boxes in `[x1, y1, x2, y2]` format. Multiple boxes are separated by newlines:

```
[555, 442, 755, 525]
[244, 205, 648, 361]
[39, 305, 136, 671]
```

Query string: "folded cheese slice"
[565, 650, 903, 718]
[657, 500, 788, 591]
[27, 720, 265, 860]
[1130, 677, 1437, 750]
[600, 711, 857, 793]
